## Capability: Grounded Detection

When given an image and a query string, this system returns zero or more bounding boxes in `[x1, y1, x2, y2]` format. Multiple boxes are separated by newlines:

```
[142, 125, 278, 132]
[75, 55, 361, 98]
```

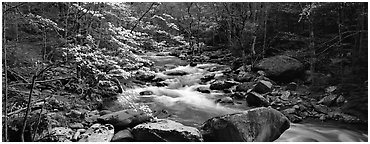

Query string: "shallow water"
[113, 55, 368, 142]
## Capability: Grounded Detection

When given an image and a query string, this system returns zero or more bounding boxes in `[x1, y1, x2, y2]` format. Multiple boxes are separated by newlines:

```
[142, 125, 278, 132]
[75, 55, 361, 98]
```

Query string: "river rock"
[49, 127, 74, 142]
[69, 123, 84, 129]
[327, 112, 362, 123]
[234, 72, 254, 82]
[135, 71, 156, 82]
[318, 94, 338, 106]
[99, 110, 113, 115]
[196, 87, 211, 93]
[282, 113, 303, 123]
[210, 81, 234, 90]
[231, 92, 247, 99]
[313, 104, 332, 114]
[246, 92, 269, 107]
[78, 124, 114, 142]
[189, 62, 197, 67]
[139, 90, 154, 95]
[216, 97, 233, 104]
[201, 73, 215, 82]
[132, 119, 203, 142]
[335, 95, 346, 106]
[111, 128, 134, 142]
[253, 55, 304, 82]
[253, 80, 273, 94]
[97, 109, 152, 130]
[286, 82, 298, 91]
[84, 110, 100, 124]
[72, 129, 86, 141]
[200, 107, 290, 142]
[235, 82, 254, 92]
[163, 69, 189, 76]
[280, 91, 291, 101]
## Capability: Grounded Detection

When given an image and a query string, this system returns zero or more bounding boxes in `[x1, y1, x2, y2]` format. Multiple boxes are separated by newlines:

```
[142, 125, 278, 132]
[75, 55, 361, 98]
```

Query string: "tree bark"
[308, 3, 316, 86]
[263, 3, 268, 58]
[3, 3, 8, 142]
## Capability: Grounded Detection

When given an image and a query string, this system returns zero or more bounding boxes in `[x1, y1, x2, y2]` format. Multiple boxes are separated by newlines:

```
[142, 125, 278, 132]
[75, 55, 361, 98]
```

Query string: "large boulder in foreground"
[97, 109, 152, 130]
[132, 119, 203, 142]
[200, 107, 290, 142]
[253, 55, 304, 82]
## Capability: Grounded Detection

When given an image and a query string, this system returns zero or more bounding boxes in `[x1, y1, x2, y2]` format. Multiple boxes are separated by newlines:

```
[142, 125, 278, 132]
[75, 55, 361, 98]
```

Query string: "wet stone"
[140, 90, 154, 95]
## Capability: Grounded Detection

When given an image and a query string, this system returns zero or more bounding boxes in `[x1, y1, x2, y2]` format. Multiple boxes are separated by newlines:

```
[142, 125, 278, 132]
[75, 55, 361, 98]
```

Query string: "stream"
[108, 53, 368, 142]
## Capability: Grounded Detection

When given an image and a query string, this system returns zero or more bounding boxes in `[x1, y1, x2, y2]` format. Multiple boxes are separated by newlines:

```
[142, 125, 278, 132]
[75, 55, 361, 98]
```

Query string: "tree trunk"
[64, 2, 69, 38]
[263, 3, 268, 58]
[308, 11, 316, 86]
[3, 4, 8, 142]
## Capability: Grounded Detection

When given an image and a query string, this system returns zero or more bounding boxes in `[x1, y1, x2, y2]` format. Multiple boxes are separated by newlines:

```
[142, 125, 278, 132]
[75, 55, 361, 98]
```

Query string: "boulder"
[201, 73, 215, 82]
[132, 119, 203, 142]
[78, 124, 114, 142]
[210, 81, 234, 90]
[253, 80, 273, 94]
[216, 97, 234, 104]
[200, 107, 290, 142]
[97, 109, 152, 130]
[196, 87, 211, 93]
[246, 92, 269, 107]
[253, 55, 304, 82]
[313, 104, 332, 114]
[189, 62, 197, 67]
[234, 72, 254, 82]
[318, 94, 343, 106]
[235, 82, 254, 92]
[135, 71, 156, 82]
[163, 70, 189, 76]
[111, 128, 134, 142]
[139, 90, 154, 95]
[231, 92, 247, 99]
[152, 81, 168, 87]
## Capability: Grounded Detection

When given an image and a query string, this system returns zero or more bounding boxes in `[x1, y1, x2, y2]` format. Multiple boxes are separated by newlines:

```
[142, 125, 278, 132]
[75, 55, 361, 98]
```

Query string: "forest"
[2, 2, 368, 142]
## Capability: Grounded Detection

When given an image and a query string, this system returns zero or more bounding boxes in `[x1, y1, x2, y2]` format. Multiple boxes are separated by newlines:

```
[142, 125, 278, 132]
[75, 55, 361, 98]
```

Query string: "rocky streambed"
[43, 52, 368, 142]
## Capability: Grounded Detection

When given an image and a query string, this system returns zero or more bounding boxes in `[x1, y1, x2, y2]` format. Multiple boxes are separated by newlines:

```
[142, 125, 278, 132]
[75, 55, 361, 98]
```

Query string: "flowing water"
[110, 54, 368, 142]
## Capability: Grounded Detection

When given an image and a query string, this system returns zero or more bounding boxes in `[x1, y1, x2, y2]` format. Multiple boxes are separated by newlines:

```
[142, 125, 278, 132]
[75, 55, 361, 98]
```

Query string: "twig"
[9, 77, 74, 87]
[7, 69, 29, 83]
[32, 99, 47, 141]
[130, 3, 156, 34]
[20, 63, 59, 142]
[3, 2, 26, 14]
[20, 75, 37, 142]
[5, 97, 49, 117]
[316, 31, 366, 56]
